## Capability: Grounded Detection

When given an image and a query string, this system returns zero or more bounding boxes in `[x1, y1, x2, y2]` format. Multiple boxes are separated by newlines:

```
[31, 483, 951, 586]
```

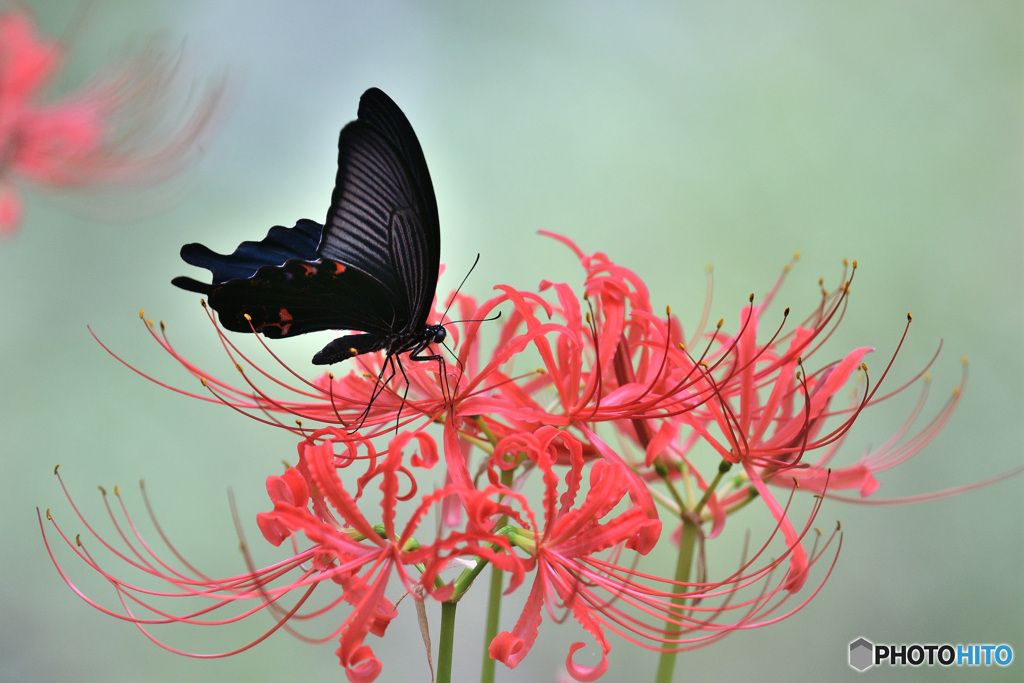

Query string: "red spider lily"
[486, 429, 659, 680]
[598, 256, 981, 593]
[0, 9, 223, 234]
[485, 426, 839, 681]
[42, 433, 525, 683]
[53, 234, 994, 682]
[105, 263, 688, 443]
[104, 233, 710, 459]
[41, 424, 838, 683]
[41, 466, 339, 662]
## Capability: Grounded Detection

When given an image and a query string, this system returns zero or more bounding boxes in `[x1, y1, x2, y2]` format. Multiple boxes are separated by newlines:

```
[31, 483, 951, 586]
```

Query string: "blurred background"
[1, 1, 1020, 681]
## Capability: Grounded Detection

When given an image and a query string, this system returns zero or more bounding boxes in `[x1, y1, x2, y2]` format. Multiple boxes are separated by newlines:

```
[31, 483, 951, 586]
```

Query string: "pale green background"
[1, 1, 1021, 681]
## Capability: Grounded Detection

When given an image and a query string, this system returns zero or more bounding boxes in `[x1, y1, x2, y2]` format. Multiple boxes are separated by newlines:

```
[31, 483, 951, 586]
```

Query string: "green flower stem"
[437, 600, 458, 683]
[448, 525, 515, 598]
[653, 456, 688, 511]
[654, 512, 700, 683]
[694, 459, 732, 516]
[479, 560, 503, 683]
[651, 458, 731, 681]
[480, 462, 516, 683]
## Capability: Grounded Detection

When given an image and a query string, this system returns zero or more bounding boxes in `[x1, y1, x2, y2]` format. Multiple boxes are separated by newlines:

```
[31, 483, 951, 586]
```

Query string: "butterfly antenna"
[440, 253, 481, 322]
[445, 310, 502, 326]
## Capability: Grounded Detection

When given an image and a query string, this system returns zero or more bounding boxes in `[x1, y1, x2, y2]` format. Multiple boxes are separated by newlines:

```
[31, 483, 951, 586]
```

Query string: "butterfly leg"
[410, 344, 451, 406]
[348, 354, 399, 433]
[392, 353, 414, 429]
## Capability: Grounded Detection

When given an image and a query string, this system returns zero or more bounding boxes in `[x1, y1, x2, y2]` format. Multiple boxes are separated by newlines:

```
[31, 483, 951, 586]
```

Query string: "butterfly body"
[172, 88, 442, 373]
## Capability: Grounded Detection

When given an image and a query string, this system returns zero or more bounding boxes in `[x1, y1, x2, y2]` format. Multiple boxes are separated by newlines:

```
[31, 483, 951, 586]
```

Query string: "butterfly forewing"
[388, 208, 434, 328]
[319, 88, 439, 331]
[319, 120, 411, 308]
[354, 88, 439, 239]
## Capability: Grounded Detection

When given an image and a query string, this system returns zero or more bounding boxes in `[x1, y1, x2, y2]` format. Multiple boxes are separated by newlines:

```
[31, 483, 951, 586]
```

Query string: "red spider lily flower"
[485, 426, 840, 681]
[256, 435, 525, 680]
[595, 255, 983, 592]
[40, 466, 342, 663]
[60, 233, 999, 681]
[675, 298, 869, 591]
[0, 9, 223, 234]
[42, 432, 526, 683]
[487, 428, 661, 680]
[107, 235, 699, 455]
[103, 239, 973, 570]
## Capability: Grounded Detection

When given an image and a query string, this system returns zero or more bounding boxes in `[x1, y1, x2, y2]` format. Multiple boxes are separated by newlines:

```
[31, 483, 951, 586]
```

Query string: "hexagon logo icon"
[849, 637, 874, 671]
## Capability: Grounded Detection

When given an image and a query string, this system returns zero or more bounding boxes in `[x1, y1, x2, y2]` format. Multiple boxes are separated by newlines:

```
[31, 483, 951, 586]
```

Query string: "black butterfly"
[172, 88, 447, 417]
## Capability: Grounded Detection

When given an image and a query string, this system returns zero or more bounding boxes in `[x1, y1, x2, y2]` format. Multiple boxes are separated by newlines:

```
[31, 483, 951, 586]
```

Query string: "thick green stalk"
[438, 601, 458, 683]
[479, 562, 504, 683]
[479, 463, 516, 682]
[654, 516, 699, 683]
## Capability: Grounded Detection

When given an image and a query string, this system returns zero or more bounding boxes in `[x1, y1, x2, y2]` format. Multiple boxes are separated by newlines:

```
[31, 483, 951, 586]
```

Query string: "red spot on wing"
[300, 263, 317, 276]
[331, 261, 346, 275]
[277, 308, 293, 335]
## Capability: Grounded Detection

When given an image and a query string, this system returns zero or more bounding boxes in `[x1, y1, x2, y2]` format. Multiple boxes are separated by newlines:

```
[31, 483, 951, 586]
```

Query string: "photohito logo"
[849, 637, 1014, 672]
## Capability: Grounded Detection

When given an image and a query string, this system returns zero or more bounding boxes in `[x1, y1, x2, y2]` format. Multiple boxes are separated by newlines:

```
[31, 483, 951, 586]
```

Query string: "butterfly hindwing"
[207, 258, 400, 338]
[171, 219, 323, 294]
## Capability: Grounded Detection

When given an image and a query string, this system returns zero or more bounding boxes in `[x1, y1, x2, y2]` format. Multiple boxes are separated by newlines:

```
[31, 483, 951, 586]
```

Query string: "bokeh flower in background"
[0, 7, 223, 234]
[42, 235, 1006, 682]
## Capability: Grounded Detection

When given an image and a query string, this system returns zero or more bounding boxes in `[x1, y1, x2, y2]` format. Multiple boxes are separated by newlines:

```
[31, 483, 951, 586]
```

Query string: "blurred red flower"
[0, 9, 223, 234]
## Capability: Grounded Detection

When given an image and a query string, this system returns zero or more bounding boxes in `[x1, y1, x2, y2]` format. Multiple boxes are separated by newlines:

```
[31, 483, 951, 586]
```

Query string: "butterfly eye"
[431, 327, 447, 344]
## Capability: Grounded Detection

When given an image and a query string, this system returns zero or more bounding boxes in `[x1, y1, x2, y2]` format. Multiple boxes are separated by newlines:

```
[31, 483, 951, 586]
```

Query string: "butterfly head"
[427, 324, 447, 345]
